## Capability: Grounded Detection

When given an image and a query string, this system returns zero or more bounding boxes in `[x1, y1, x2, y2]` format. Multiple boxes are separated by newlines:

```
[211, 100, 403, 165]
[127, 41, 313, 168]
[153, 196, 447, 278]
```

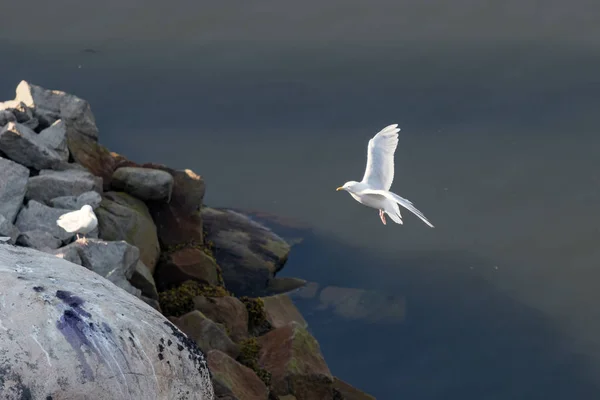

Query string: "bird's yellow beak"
[336, 187, 344, 191]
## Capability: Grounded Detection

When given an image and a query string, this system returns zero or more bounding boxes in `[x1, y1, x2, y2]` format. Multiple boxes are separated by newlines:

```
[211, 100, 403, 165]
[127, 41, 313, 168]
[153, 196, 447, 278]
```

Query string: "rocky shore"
[0, 81, 375, 399]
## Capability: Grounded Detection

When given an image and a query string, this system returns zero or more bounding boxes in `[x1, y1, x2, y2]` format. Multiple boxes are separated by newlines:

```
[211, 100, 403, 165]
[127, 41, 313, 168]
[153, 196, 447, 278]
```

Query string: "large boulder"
[154, 247, 220, 291]
[95, 191, 160, 273]
[193, 296, 249, 342]
[174, 311, 239, 359]
[201, 207, 291, 296]
[0, 214, 20, 245]
[112, 167, 174, 202]
[258, 322, 333, 398]
[0, 122, 63, 169]
[15, 200, 79, 242]
[25, 169, 102, 204]
[0, 157, 29, 223]
[37, 119, 69, 161]
[16, 230, 62, 251]
[49, 190, 103, 210]
[0, 244, 214, 399]
[130, 260, 160, 303]
[207, 350, 268, 400]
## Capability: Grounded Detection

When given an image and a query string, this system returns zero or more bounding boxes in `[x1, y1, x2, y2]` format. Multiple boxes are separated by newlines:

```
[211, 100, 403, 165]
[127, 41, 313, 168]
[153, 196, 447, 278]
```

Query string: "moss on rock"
[237, 338, 272, 387]
[240, 296, 272, 336]
[158, 280, 230, 317]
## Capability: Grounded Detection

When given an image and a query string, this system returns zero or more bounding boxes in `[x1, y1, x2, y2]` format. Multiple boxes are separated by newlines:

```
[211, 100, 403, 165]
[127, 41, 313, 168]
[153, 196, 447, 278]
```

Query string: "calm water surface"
[2, 1, 600, 398]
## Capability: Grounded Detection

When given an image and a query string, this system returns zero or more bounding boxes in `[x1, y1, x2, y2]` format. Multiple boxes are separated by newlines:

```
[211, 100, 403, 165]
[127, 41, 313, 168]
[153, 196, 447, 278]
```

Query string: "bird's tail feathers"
[388, 192, 434, 228]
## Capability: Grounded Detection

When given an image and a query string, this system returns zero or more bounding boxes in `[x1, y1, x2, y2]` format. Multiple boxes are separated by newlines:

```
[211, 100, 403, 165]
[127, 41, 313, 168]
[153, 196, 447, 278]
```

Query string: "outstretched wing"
[361, 124, 400, 191]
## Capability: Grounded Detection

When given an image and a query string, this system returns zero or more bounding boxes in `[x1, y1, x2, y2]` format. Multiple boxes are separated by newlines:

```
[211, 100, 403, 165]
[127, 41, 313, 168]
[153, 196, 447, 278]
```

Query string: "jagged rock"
[332, 378, 376, 400]
[0, 214, 19, 245]
[202, 207, 291, 296]
[37, 119, 69, 161]
[112, 167, 174, 202]
[0, 122, 63, 170]
[0, 100, 37, 129]
[130, 260, 159, 301]
[175, 311, 240, 358]
[0, 157, 29, 223]
[15, 200, 76, 242]
[49, 190, 102, 210]
[155, 247, 220, 291]
[16, 230, 62, 251]
[265, 277, 307, 296]
[207, 350, 268, 400]
[0, 244, 214, 399]
[25, 169, 102, 204]
[15, 80, 98, 138]
[193, 295, 249, 342]
[258, 322, 333, 398]
[95, 191, 160, 273]
[262, 294, 308, 330]
[70, 238, 142, 297]
[0, 109, 16, 126]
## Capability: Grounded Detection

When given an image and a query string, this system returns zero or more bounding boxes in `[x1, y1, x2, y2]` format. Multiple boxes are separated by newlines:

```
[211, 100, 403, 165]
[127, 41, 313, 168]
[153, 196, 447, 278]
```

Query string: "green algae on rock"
[159, 280, 230, 317]
[240, 296, 272, 336]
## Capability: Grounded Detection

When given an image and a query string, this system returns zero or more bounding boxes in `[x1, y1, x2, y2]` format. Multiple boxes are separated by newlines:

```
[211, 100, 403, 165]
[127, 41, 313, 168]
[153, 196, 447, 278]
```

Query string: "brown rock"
[258, 322, 333, 399]
[154, 247, 219, 291]
[193, 295, 249, 342]
[175, 311, 239, 359]
[265, 277, 307, 296]
[262, 294, 307, 330]
[332, 378, 376, 400]
[207, 350, 269, 400]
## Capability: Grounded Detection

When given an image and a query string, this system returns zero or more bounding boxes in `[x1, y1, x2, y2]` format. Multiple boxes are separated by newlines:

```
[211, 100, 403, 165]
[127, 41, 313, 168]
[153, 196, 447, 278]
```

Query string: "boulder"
[332, 378, 376, 400]
[95, 191, 160, 273]
[154, 248, 220, 291]
[0, 100, 38, 129]
[202, 207, 291, 296]
[265, 277, 307, 296]
[46, 244, 82, 265]
[15, 200, 77, 242]
[49, 190, 103, 210]
[71, 238, 142, 297]
[193, 295, 249, 342]
[66, 129, 121, 189]
[112, 167, 174, 202]
[174, 311, 239, 359]
[0, 244, 214, 399]
[0, 109, 16, 126]
[262, 294, 308, 330]
[207, 350, 268, 400]
[0, 122, 63, 169]
[37, 119, 69, 161]
[0, 214, 20, 245]
[258, 322, 333, 398]
[0, 157, 29, 222]
[15, 80, 98, 138]
[25, 169, 102, 204]
[16, 230, 62, 251]
[130, 260, 160, 301]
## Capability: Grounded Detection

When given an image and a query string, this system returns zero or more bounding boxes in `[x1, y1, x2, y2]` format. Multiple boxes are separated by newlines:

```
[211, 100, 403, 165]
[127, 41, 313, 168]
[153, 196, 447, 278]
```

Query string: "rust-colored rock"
[174, 311, 239, 359]
[154, 247, 219, 291]
[262, 294, 307, 330]
[258, 322, 333, 399]
[193, 295, 249, 342]
[207, 350, 269, 400]
[332, 378, 376, 400]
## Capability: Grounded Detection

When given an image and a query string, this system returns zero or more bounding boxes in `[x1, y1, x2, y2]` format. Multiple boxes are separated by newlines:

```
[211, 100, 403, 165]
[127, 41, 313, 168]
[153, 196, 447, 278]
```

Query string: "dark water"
[2, 1, 600, 398]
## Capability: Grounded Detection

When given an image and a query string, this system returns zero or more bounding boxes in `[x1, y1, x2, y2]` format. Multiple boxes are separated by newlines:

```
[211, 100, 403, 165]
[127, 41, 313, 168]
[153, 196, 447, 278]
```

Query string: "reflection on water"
[2, 0, 600, 397]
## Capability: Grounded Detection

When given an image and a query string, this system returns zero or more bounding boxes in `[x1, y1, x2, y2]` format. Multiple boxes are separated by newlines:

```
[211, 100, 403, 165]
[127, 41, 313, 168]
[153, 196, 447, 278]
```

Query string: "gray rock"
[0, 157, 29, 223]
[45, 244, 82, 265]
[49, 190, 103, 210]
[37, 119, 69, 161]
[0, 100, 36, 127]
[25, 169, 102, 204]
[202, 207, 291, 296]
[174, 311, 240, 359]
[112, 167, 174, 202]
[15, 200, 75, 242]
[0, 214, 19, 244]
[16, 230, 62, 251]
[0, 110, 16, 126]
[130, 260, 159, 301]
[74, 239, 142, 297]
[0, 122, 63, 170]
[15, 80, 99, 139]
[0, 244, 214, 400]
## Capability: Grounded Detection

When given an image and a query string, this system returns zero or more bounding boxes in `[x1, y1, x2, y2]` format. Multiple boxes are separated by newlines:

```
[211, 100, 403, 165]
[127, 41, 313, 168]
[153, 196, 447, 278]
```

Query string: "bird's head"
[336, 181, 360, 193]
[81, 204, 94, 213]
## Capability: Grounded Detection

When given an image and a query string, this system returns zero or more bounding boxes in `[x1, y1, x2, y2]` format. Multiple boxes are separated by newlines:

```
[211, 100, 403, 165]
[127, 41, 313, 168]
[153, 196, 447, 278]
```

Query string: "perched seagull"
[56, 204, 98, 243]
[336, 124, 434, 227]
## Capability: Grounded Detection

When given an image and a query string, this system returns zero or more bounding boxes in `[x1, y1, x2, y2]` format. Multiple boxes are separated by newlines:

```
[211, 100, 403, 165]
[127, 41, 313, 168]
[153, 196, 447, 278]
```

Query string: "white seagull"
[56, 204, 98, 243]
[336, 124, 434, 227]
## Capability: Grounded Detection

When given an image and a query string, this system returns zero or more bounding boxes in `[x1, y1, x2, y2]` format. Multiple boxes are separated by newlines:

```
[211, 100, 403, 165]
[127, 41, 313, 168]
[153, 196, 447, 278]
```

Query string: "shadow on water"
[255, 216, 600, 399]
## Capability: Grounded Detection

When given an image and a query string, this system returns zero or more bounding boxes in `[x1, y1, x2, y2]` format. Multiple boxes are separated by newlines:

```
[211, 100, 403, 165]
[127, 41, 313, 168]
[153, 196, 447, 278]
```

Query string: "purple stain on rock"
[56, 290, 91, 318]
[56, 309, 96, 381]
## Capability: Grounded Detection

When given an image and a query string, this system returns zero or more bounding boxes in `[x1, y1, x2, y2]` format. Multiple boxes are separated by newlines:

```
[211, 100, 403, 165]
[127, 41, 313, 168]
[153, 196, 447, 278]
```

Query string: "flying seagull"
[56, 204, 98, 243]
[336, 124, 434, 227]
